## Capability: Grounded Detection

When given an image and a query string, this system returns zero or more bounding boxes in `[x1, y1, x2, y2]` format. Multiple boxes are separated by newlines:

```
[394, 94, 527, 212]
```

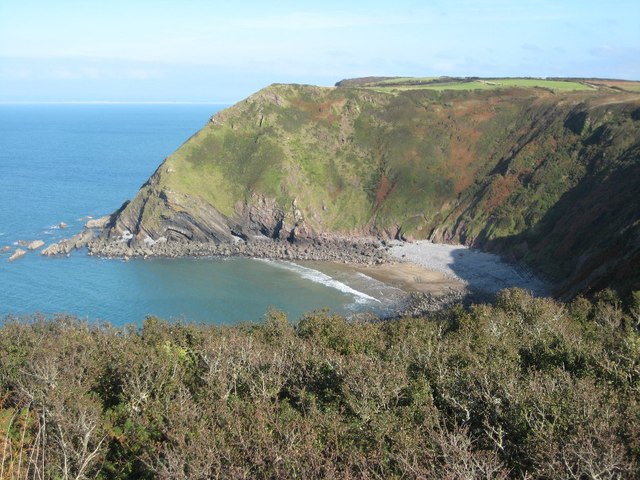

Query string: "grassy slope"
[158, 84, 540, 234]
[129, 78, 640, 294]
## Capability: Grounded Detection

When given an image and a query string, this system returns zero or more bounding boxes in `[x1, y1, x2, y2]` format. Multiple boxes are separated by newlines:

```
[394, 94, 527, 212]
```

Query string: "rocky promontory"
[41, 229, 95, 256]
[41, 201, 389, 264]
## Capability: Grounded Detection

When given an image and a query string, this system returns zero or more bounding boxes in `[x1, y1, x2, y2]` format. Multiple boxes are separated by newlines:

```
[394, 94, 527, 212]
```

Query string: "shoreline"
[388, 240, 550, 296]
[87, 235, 480, 316]
[347, 262, 465, 296]
[86, 235, 389, 265]
[300, 259, 491, 319]
[40, 230, 550, 317]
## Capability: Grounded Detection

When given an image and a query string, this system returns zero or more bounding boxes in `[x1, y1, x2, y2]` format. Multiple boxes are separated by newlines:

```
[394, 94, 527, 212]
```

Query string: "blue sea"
[0, 104, 397, 326]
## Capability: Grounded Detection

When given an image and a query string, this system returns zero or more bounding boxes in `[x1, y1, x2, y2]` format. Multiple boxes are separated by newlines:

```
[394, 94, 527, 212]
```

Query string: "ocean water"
[0, 104, 394, 326]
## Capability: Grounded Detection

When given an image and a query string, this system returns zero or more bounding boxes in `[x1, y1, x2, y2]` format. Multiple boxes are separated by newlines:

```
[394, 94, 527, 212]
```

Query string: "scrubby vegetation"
[1, 289, 639, 479]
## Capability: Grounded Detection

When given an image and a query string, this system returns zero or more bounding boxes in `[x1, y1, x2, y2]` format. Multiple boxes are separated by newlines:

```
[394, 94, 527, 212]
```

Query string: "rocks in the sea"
[85, 215, 110, 229]
[58, 222, 68, 229]
[41, 229, 95, 256]
[9, 248, 26, 262]
[41, 243, 66, 256]
[17, 240, 28, 247]
[1, 246, 10, 253]
[27, 240, 45, 250]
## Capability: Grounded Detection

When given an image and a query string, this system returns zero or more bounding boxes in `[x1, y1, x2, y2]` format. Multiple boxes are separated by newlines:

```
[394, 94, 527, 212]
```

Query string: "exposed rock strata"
[85, 215, 111, 229]
[41, 230, 95, 256]
[103, 184, 311, 248]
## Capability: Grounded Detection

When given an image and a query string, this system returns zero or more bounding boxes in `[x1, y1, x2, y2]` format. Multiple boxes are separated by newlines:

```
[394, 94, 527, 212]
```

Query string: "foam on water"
[260, 259, 380, 304]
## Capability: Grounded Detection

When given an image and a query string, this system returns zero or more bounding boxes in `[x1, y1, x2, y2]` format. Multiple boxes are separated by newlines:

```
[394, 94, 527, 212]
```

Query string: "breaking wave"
[260, 260, 379, 304]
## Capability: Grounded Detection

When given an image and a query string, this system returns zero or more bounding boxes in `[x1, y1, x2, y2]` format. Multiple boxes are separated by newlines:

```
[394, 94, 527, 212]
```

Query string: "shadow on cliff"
[479, 158, 640, 298]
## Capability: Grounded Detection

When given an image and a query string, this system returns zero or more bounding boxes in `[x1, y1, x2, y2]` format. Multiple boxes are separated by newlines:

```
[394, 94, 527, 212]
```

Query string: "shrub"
[1, 290, 638, 478]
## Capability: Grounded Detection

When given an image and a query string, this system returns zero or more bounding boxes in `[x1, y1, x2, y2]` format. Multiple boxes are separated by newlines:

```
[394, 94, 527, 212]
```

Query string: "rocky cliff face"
[101, 78, 640, 296]
[105, 169, 309, 244]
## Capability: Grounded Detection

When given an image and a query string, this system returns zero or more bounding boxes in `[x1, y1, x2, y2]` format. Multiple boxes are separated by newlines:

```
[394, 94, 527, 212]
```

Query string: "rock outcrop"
[85, 215, 111, 229]
[41, 230, 95, 256]
[9, 248, 26, 261]
[27, 240, 45, 250]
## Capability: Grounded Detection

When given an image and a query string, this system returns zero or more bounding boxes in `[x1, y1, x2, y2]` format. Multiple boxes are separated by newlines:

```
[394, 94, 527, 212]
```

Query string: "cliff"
[101, 77, 640, 296]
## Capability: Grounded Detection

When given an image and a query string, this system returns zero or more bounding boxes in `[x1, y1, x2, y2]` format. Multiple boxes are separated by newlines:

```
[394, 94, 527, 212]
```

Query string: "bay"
[0, 104, 389, 325]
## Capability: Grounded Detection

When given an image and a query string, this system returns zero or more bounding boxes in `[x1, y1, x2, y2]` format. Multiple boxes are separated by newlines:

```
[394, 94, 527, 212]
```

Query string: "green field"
[369, 76, 440, 86]
[365, 77, 593, 93]
[484, 78, 593, 90]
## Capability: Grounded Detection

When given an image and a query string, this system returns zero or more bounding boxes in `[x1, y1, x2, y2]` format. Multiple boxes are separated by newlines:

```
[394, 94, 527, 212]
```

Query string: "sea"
[0, 104, 400, 326]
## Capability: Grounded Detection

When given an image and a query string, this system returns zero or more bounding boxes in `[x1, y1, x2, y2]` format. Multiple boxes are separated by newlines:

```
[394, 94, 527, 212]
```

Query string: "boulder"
[41, 243, 64, 256]
[28, 240, 45, 250]
[9, 248, 26, 261]
[58, 222, 68, 229]
[85, 215, 111, 229]
[1, 246, 10, 253]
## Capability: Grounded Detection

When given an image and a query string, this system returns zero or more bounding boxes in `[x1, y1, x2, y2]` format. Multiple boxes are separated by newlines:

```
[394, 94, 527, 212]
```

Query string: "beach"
[387, 240, 549, 296]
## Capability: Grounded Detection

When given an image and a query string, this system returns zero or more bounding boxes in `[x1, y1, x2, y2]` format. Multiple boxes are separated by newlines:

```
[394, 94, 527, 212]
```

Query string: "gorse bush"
[1, 289, 639, 479]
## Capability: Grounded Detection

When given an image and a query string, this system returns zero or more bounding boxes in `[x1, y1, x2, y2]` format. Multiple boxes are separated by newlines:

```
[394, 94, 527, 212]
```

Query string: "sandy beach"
[387, 240, 549, 296]
[303, 240, 549, 308]
[349, 262, 465, 296]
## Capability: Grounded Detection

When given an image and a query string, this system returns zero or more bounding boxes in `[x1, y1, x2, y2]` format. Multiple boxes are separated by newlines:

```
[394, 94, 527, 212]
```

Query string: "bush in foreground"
[1, 289, 639, 479]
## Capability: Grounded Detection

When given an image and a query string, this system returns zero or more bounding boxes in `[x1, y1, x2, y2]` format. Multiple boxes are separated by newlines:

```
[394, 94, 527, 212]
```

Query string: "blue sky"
[1, 0, 639, 103]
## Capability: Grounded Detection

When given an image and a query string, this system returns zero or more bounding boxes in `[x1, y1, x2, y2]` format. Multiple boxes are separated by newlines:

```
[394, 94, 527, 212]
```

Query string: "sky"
[1, 0, 639, 103]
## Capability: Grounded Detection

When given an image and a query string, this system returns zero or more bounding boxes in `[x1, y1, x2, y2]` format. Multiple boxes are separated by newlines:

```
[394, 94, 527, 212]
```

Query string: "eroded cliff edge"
[59, 79, 640, 297]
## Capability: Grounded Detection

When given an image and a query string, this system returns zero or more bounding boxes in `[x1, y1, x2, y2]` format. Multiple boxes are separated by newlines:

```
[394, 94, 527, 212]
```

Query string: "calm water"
[0, 104, 392, 325]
